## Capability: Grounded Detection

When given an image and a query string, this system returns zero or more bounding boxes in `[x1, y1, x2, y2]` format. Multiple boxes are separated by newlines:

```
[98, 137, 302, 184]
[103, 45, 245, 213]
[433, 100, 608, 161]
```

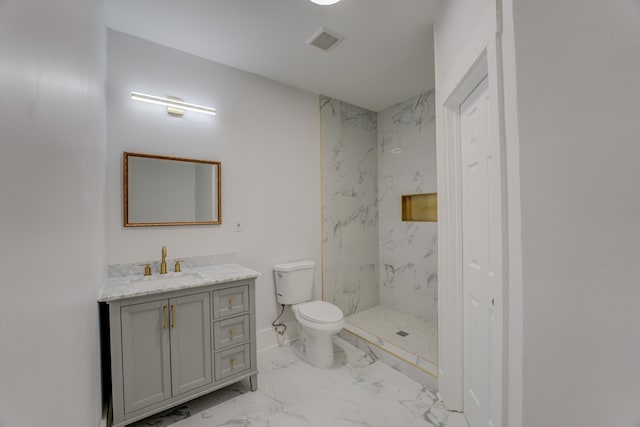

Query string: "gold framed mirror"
[124, 152, 221, 227]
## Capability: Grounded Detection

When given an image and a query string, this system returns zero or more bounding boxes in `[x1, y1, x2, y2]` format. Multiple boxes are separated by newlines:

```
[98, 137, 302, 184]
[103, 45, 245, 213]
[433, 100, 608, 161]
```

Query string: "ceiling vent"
[306, 26, 344, 52]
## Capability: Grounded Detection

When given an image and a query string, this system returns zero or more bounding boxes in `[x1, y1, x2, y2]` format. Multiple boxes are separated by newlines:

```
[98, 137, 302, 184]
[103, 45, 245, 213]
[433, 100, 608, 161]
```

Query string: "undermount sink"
[133, 271, 201, 287]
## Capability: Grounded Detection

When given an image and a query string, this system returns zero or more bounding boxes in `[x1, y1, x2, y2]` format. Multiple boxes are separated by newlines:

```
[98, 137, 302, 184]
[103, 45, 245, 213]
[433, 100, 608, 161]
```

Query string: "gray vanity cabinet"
[120, 292, 211, 414]
[121, 300, 172, 412]
[106, 279, 257, 427]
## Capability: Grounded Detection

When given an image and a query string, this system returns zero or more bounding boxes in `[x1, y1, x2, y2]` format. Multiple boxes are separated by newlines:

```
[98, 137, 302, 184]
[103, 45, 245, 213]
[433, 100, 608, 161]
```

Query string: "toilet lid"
[296, 301, 343, 324]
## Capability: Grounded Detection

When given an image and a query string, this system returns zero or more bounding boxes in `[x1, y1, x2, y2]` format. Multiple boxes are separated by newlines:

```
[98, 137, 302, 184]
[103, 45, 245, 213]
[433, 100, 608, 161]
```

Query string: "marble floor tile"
[131, 337, 467, 427]
[345, 305, 438, 364]
[339, 329, 438, 392]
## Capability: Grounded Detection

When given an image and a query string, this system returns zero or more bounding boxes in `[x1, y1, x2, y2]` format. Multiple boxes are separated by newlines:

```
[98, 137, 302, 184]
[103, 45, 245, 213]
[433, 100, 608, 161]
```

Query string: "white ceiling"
[106, 0, 442, 112]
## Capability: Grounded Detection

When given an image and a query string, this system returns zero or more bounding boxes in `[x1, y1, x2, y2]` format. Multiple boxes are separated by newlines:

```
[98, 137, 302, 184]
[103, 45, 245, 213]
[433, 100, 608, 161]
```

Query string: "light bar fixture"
[130, 91, 217, 116]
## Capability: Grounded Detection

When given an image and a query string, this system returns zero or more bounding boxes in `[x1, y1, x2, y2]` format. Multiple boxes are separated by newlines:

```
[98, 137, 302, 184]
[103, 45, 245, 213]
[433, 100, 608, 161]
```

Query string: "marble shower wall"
[378, 92, 438, 323]
[320, 96, 380, 316]
[321, 93, 437, 324]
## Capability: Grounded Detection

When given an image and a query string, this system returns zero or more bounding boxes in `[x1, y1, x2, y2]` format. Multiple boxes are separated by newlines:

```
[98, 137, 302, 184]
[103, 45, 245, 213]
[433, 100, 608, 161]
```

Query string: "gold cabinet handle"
[163, 305, 168, 330]
[230, 358, 237, 367]
[229, 328, 236, 336]
[171, 304, 176, 328]
[229, 297, 235, 306]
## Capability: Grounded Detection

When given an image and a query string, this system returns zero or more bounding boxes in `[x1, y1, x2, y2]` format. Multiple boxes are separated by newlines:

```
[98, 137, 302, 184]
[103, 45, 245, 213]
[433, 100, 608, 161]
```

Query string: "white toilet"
[273, 260, 344, 368]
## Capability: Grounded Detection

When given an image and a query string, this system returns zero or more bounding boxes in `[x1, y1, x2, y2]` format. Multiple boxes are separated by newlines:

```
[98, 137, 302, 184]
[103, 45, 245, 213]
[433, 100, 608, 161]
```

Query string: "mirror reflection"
[124, 152, 221, 226]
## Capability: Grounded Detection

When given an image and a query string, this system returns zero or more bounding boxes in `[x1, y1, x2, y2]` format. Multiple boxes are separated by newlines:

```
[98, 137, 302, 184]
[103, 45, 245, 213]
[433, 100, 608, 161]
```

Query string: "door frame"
[436, 35, 508, 424]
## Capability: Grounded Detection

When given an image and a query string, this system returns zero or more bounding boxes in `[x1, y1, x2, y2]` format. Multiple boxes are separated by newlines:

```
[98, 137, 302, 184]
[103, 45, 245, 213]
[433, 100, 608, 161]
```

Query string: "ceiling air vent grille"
[306, 26, 344, 52]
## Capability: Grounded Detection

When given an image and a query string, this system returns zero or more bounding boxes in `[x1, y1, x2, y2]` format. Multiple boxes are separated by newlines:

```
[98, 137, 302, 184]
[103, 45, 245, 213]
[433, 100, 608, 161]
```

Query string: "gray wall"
[436, 0, 640, 424]
[0, 1, 106, 426]
[514, 1, 640, 425]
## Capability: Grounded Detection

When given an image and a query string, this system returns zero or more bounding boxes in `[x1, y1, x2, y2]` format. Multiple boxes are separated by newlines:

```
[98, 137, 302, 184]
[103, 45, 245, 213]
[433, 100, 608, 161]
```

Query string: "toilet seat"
[295, 301, 343, 324]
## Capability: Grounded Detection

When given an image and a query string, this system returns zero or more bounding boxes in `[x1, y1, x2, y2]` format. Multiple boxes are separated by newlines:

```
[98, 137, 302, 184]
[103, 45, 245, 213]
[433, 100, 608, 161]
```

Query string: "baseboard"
[256, 321, 298, 353]
[100, 399, 110, 427]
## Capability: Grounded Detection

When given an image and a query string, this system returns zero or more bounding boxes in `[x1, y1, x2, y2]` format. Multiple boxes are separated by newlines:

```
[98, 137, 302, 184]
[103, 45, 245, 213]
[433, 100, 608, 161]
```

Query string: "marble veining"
[321, 96, 379, 316]
[345, 305, 438, 365]
[321, 93, 438, 323]
[130, 337, 468, 427]
[339, 329, 438, 393]
[378, 92, 438, 323]
[107, 253, 237, 278]
[98, 262, 259, 302]
[321, 93, 439, 387]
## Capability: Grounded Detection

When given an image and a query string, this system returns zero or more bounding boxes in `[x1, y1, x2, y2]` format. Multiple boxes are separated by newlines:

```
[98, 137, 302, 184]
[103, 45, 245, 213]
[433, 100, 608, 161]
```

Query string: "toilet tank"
[273, 260, 315, 305]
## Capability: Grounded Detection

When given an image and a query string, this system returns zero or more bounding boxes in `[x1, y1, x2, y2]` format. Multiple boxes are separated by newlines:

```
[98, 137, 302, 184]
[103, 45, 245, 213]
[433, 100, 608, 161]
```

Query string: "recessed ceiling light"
[309, 0, 341, 5]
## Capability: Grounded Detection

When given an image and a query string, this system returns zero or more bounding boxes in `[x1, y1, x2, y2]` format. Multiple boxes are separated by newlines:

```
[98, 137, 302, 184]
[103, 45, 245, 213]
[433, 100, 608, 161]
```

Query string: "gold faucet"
[160, 246, 168, 274]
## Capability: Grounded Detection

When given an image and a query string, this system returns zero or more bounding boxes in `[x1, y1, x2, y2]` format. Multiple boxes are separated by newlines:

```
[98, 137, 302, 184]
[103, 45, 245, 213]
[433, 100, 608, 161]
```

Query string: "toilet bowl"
[292, 300, 345, 368]
[273, 261, 345, 368]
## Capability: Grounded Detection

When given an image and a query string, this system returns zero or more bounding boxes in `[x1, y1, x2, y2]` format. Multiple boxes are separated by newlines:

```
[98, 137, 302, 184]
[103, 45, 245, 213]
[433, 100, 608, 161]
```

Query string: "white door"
[460, 76, 503, 427]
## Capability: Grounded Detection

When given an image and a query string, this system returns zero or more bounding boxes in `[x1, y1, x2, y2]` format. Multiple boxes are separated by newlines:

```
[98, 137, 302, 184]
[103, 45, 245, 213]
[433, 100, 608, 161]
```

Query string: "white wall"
[0, 1, 106, 426]
[513, 1, 640, 425]
[434, 0, 497, 101]
[107, 30, 321, 349]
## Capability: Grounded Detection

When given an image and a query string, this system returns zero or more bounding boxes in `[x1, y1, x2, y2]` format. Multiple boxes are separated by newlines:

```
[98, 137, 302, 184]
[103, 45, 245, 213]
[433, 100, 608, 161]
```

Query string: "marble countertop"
[98, 263, 260, 302]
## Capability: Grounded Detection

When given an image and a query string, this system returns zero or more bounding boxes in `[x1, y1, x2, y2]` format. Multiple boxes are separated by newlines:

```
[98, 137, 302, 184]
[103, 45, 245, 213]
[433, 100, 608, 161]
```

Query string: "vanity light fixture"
[309, 0, 341, 5]
[130, 91, 217, 116]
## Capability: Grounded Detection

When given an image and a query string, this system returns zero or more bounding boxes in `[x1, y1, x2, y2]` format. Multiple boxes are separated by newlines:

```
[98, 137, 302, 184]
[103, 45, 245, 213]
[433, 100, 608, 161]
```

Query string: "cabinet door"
[121, 300, 171, 413]
[169, 293, 212, 396]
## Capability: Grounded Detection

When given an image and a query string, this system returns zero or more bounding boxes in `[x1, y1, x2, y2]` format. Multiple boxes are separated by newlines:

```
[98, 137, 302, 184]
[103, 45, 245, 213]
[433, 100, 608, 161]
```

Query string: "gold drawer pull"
[230, 358, 237, 367]
[171, 304, 176, 328]
[163, 305, 168, 330]
[229, 297, 236, 306]
[229, 328, 236, 336]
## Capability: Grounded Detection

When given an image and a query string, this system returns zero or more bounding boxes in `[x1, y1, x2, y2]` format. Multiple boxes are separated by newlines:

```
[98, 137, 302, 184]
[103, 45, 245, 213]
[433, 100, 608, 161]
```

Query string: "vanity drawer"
[214, 343, 251, 381]
[213, 285, 249, 318]
[213, 315, 250, 350]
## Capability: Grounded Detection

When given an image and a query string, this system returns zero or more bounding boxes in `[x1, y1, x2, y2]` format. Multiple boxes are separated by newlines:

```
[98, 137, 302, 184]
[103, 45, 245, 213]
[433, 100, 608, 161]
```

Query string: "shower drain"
[396, 330, 409, 337]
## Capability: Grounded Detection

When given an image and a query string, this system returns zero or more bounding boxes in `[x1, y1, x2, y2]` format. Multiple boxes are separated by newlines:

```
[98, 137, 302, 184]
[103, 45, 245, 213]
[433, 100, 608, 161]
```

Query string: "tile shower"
[320, 93, 438, 388]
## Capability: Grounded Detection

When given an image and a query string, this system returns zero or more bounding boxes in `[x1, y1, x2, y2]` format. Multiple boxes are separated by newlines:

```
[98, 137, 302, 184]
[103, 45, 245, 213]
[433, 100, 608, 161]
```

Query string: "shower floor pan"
[342, 306, 438, 388]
